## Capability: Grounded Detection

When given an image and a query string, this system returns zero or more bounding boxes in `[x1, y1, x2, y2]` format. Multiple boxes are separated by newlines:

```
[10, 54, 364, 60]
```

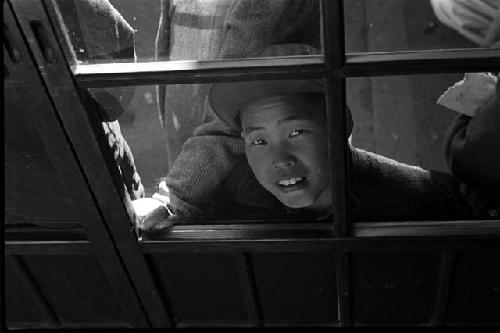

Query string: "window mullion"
[321, 0, 352, 328]
[325, 74, 349, 238]
[321, 0, 349, 237]
[345, 49, 500, 77]
[74, 58, 326, 88]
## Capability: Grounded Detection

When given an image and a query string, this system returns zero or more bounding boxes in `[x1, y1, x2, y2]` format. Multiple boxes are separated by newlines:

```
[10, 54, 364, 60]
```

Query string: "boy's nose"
[272, 153, 297, 170]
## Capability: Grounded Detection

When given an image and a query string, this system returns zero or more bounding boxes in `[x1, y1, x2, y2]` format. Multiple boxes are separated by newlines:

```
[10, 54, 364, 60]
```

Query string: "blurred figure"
[431, 0, 500, 217]
[430, 0, 500, 47]
[443, 72, 500, 217]
[56, 0, 145, 199]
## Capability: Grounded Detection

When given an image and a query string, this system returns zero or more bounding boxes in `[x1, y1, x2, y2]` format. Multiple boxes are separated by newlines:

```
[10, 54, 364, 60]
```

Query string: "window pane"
[89, 79, 336, 225]
[53, 0, 322, 65]
[345, 0, 500, 53]
[89, 72, 499, 227]
[347, 71, 499, 222]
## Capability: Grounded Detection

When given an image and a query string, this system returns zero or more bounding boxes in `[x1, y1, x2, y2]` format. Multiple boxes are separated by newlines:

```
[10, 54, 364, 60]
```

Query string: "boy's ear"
[240, 131, 244, 138]
[346, 106, 354, 137]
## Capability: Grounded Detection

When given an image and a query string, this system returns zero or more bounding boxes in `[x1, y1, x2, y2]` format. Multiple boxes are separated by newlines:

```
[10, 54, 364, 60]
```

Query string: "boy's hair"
[292, 92, 326, 119]
[236, 92, 327, 128]
[209, 79, 325, 131]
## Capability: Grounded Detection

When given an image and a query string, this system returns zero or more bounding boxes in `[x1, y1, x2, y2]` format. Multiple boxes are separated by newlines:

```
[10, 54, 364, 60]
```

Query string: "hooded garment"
[185, 146, 474, 223]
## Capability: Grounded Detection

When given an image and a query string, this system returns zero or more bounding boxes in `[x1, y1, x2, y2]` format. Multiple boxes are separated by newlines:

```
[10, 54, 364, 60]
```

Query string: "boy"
[134, 44, 474, 229]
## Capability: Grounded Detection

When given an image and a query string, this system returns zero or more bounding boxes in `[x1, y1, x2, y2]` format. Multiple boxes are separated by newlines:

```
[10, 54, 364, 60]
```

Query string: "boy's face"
[240, 93, 332, 211]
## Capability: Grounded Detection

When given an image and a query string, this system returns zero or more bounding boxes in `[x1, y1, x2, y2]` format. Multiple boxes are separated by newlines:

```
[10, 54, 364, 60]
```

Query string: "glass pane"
[347, 71, 499, 222]
[53, 0, 322, 65]
[345, 0, 500, 53]
[89, 79, 335, 226]
[89, 72, 499, 228]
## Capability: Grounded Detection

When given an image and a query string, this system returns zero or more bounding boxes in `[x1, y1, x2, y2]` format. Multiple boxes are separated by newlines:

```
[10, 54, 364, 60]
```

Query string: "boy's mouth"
[276, 177, 307, 192]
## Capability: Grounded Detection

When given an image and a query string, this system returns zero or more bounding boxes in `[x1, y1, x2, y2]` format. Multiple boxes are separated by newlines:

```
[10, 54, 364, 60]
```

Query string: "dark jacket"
[444, 81, 500, 216]
[202, 146, 474, 222]
[444, 86, 500, 193]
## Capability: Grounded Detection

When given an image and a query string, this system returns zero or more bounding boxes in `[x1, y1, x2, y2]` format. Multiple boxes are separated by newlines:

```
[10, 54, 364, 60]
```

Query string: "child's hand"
[132, 181, 178, 231]
[131, 197, 174, 231]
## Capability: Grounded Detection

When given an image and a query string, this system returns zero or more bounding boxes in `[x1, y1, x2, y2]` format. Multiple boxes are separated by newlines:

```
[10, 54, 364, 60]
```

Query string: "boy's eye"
[289, 129, 303, 138]
[251, 139, 266, 145]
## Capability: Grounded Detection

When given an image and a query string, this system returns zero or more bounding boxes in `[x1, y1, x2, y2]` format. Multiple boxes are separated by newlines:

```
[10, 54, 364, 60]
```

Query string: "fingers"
[151, 218, 176, 230]
[136, 215, 175, 241]
[139, 204, 171, 230]
[131, 182, 175, 232]
[139, 212, 177, 232]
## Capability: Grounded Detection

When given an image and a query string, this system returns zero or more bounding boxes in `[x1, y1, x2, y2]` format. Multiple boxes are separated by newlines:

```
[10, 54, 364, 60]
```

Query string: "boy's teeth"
[279, 177, 303, 186]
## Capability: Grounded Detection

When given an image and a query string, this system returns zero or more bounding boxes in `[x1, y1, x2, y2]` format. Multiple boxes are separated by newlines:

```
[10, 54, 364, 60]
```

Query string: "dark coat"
[444, 82, 500, 216]
[444, 86, 500, 193]
[207, 147, 474, 222]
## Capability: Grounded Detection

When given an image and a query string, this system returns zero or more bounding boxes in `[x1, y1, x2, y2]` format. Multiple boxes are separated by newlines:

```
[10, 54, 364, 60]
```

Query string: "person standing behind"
[57, 0, 145, 200]
[443, 72, 500, 217]
[431, 0, 500, 216]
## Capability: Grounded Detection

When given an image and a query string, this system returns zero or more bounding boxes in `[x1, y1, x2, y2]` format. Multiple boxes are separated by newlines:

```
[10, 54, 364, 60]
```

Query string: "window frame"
[6, 0, 500, 327]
